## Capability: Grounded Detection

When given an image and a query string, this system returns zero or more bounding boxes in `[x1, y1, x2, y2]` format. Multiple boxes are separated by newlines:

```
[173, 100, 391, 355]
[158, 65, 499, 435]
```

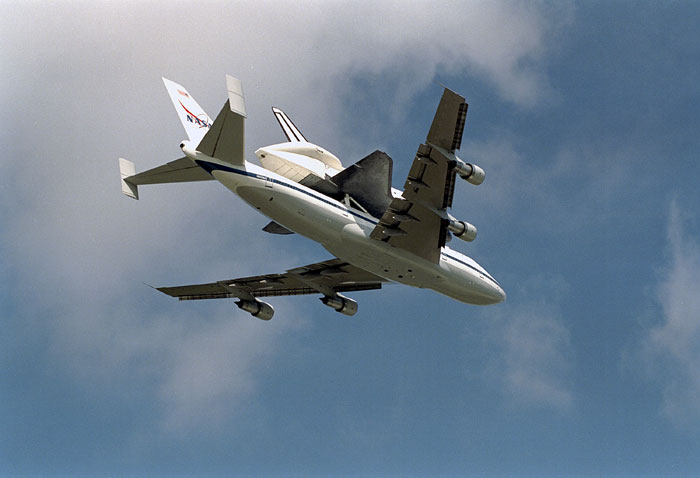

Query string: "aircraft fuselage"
[185, 145, 506, 306]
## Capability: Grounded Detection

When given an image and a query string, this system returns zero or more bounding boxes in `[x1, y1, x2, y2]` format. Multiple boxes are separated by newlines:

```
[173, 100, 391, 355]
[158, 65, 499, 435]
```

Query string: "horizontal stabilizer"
[197, 75, 246, 165]
[119, 157, 214, 200]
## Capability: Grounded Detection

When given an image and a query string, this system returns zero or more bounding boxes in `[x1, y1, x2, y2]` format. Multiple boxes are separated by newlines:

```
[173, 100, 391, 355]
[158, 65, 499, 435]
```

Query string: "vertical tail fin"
[162, 77, 212, 146]
[272, 107, 308, 142]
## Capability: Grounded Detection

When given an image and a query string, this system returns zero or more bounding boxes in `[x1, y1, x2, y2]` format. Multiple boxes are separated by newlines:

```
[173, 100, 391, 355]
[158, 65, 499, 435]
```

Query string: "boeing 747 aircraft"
[119, 75, 505, 320]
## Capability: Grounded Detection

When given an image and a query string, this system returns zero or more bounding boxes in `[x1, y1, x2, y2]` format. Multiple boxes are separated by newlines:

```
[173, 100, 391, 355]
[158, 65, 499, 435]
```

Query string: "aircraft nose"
[493, 284, 507, 303]
[482, 282, 506, 304]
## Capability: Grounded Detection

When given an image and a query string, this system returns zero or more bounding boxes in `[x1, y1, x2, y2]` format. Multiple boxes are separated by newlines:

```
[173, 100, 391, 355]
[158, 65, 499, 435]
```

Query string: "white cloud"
[639, 201, 700, 427]
[477, 279, 574, 412]
[46, 298, 304, 436]
[455, 137, 650, 245]
[500, 304, 574, 411]
[156, 309, 295, 433]
[306, 1, 556, 105]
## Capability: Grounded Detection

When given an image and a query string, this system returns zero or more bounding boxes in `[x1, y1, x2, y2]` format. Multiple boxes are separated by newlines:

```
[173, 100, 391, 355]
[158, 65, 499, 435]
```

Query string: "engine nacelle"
[236, 299, 275, 321]
[453, 159, 485, 186]
[320, 295, 358, 316]
[448, 219, 477, 242]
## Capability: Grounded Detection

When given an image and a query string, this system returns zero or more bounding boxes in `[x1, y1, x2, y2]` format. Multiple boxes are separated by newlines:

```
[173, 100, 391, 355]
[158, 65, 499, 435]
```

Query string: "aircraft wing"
[157, 258, 385, 301]
[370, 88, 468, 263]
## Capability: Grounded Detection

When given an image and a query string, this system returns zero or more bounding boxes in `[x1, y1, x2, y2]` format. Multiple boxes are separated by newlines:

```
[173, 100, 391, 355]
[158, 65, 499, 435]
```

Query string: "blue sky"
[3, 1, 700, 476]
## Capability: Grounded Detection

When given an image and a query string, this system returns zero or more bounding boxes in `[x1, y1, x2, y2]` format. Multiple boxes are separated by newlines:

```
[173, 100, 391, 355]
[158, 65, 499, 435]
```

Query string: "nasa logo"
[178, 100, 212, 129]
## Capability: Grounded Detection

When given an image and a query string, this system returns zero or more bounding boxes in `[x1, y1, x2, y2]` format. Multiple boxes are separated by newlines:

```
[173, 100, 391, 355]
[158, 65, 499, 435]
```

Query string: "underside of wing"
[157, 258, 385, 301]
[371, 88, 483, 263]
[427, 87, 468, 153]
[370, 88, 470, 263]
[371, 194, 448, 263]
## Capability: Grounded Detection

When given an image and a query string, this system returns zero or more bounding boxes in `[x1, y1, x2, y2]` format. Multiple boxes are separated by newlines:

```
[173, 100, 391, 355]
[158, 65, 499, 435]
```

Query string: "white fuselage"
[185, 148, 506, 305]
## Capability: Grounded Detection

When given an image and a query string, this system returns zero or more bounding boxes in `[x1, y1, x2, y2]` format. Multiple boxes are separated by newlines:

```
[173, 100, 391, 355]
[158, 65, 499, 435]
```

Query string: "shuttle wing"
[370, 88, 468, 263]
[157, 258, 385, 301]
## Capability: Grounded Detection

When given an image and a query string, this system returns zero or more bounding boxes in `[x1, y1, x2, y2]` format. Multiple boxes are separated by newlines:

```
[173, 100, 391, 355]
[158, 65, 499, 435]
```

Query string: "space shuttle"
[256, 107, 402, 220]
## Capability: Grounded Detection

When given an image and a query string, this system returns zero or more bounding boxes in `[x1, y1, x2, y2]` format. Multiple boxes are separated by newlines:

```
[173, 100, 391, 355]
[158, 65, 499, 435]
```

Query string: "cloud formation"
[305, 1, 555, 106]
[641, 201, 700, 427]
[477, 278, 574, 412]
[500, 304, 574, 411]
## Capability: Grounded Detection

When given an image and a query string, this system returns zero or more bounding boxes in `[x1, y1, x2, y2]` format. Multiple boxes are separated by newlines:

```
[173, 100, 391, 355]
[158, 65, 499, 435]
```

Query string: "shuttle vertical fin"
[272, 107, 308, 142]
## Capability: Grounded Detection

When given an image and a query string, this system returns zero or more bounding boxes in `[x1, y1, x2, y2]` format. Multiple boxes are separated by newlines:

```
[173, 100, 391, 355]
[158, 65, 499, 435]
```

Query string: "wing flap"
[158, 282, 235, 301]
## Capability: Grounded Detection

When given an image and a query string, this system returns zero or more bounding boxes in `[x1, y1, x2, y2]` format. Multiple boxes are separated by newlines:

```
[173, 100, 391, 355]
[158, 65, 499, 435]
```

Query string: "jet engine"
[320, 295, 358, 316]
[236, 299, 275, 321]
[447, 218, 477, 242]
[452, 159, 485, 185]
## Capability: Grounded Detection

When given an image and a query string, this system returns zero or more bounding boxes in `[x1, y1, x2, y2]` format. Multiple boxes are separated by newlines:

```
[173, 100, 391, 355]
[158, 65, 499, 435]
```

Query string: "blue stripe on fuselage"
[195, 160, 378, 225]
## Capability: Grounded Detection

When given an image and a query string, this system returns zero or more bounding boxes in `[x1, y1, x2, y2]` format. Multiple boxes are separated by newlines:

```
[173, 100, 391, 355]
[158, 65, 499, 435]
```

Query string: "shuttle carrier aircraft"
[119, 75, 505, 320]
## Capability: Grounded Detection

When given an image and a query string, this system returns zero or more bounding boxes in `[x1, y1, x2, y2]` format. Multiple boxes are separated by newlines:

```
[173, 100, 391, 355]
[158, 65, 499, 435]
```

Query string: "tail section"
[119, 75, 246, 200]
[272, 107, 308, 143]
[196, 75, 246, 166]
[162, 77, 212, 146]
